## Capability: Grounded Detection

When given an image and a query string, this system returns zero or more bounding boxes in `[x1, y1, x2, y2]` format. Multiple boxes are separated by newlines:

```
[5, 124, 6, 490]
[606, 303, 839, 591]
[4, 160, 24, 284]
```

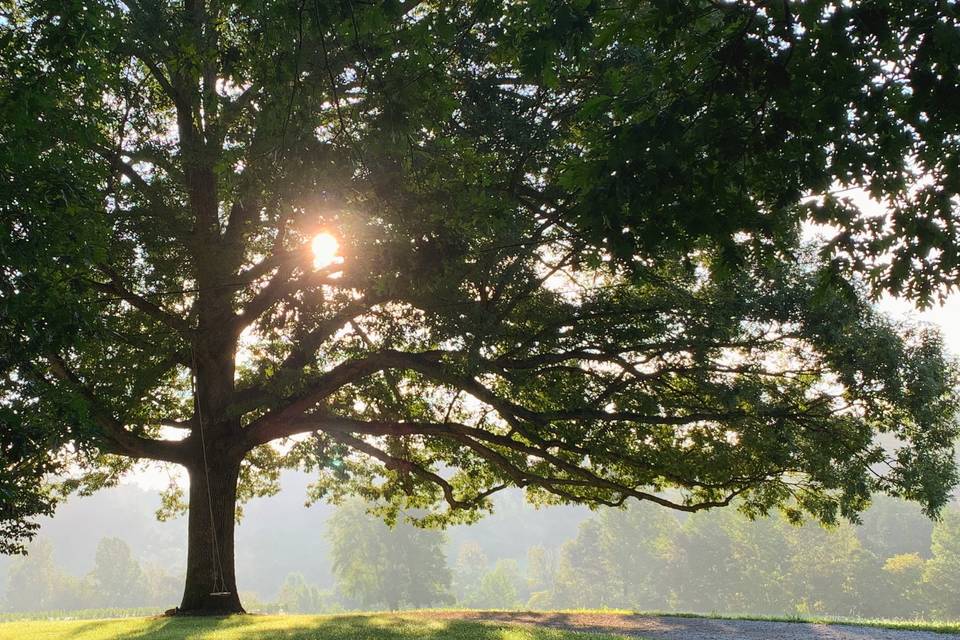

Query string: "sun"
[311, 232, 339, 269]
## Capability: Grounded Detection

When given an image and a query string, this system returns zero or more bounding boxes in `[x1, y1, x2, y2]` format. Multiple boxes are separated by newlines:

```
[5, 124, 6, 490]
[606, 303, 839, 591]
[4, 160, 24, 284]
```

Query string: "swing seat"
[209, 591, 232, 596]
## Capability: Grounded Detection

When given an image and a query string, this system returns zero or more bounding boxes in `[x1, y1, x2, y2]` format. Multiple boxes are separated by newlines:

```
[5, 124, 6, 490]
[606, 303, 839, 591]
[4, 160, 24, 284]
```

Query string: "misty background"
[5, 468, 960, 620]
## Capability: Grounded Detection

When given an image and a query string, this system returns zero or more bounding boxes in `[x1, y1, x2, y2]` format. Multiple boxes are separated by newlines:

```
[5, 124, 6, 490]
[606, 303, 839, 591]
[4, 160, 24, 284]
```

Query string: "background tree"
[779, 518, 877, 616]
[141, 562, 184, 609]
[85, 538, 148, 608]
[551, 520, 616, 609]
[3, 539, 78, 612]
[596, 504, 676, 609]
[276, 573, 337, 614]
[452, 542, 489, 606]
[524, 546, 557, 608]
[2, 0, 959, 615]
[921, 509, 960, 618]
[1, 535, 186, 613]
[881, 553, 926, 619]
[660, 512, 741, 613]
[857, 496, 935, 560]
[539, 501, 931, 617]
[467, 559, 524, 610]
[328, 500, 452, 611]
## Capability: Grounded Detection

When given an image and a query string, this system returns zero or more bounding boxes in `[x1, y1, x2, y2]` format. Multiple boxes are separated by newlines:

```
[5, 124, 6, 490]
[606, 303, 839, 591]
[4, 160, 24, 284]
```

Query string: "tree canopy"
[1, 0, 958, 613]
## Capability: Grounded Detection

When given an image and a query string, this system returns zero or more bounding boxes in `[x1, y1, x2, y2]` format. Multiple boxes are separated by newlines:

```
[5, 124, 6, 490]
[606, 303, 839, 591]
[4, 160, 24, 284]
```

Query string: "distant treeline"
[512, 498, 959, 619]
[286, 496, 960, 619]
[2, 537, 181, 611]
[5, 496, 960, 619]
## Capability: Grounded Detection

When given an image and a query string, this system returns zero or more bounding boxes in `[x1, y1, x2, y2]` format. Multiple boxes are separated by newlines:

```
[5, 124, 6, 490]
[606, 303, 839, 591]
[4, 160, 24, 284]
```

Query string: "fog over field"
[0, 472, 588, 604]
[5, 467, 959, 620]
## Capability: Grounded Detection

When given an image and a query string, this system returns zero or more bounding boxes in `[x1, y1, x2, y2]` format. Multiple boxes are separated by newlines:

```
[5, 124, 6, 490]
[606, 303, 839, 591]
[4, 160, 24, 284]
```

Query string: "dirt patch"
[403, 611, 954, 640]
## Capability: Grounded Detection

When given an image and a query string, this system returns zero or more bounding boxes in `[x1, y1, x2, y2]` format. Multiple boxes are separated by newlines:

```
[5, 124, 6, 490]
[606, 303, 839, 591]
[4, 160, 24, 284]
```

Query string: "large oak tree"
[2, 0, 959, 614]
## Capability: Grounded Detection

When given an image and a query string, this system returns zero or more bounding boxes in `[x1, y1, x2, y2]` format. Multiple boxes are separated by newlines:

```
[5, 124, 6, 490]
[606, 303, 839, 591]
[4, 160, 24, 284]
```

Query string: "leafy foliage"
[1, 0, 959, 609]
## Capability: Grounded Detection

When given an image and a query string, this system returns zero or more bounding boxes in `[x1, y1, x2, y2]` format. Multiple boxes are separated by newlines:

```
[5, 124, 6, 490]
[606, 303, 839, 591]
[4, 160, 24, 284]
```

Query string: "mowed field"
[0, 613, 621, 640]
[3, 611, 960, 640]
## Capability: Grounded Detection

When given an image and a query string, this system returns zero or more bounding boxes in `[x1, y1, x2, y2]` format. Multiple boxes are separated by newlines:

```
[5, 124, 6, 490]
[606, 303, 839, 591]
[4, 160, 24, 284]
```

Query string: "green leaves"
[2, 0, 959, 557]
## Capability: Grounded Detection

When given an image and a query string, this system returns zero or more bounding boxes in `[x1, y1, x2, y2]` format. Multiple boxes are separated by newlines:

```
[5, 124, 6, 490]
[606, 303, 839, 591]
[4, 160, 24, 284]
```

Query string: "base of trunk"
[167, 594, 246, 616]
[168, 610, 247, 616]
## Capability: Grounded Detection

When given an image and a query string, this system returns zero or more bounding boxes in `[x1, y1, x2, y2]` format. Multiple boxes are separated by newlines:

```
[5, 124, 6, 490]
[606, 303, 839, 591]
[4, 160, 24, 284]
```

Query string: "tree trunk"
[178, 454, 245, 615]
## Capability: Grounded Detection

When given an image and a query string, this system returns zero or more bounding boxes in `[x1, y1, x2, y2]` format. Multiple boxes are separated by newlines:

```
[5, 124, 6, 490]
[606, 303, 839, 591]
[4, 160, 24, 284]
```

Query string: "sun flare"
[311, 232, 339, 269]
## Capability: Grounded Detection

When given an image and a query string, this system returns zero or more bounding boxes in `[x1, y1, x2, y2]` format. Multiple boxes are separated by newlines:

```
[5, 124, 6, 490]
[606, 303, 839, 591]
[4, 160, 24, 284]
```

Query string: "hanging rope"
[190, 345, 230, 597]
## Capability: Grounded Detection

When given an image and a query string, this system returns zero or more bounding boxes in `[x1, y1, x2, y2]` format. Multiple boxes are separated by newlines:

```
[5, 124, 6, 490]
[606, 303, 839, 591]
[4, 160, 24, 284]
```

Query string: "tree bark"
[178, 453, 245, 615]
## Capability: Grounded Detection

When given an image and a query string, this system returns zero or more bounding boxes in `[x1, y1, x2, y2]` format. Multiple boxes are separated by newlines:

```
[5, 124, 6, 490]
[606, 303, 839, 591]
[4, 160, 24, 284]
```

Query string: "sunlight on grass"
[6, 610, 960, 640]
[0, 613, 628, 640]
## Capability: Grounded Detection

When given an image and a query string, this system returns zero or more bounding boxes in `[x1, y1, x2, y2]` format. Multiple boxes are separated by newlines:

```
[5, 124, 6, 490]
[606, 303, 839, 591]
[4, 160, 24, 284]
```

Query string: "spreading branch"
[284, 415, 748, 513]
[46, 355, 187, 464]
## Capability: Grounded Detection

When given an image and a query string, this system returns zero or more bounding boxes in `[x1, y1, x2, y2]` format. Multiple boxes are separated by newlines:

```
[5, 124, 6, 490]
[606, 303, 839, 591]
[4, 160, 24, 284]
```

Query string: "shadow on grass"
[57, 613, 614, 640]
[24, 611, 960, 640]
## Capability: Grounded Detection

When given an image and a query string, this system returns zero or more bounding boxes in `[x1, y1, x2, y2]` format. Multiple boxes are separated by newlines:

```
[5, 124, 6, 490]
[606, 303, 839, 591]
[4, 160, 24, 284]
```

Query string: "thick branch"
[92, 145, 181, 219]
[46, 355, 187, 464]
[241, 350, 446, 447]
[234, 246, 308, 285]
[241, 347, 745, 445]
[232, 262, 342, 334]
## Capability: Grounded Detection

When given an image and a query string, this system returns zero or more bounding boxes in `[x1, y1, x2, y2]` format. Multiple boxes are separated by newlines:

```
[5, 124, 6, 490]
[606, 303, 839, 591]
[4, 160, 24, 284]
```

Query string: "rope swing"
[190, 346, 231, 598]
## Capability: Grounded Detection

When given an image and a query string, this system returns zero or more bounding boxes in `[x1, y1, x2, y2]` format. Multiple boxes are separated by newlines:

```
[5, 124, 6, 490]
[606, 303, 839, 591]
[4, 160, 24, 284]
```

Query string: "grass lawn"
[4, 610, 960, 639]
[0, 613, 628, 640]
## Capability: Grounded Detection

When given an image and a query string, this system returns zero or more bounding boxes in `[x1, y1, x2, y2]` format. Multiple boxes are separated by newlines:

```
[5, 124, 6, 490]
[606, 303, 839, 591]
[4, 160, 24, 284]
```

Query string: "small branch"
[88, 268, 194, 337]
[329, 431, 469, 509]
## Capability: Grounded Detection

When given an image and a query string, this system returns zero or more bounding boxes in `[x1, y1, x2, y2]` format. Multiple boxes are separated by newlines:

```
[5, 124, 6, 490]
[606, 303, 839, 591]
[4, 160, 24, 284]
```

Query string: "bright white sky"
[880, 294, 960, 355]
[810, 188, 960, 355]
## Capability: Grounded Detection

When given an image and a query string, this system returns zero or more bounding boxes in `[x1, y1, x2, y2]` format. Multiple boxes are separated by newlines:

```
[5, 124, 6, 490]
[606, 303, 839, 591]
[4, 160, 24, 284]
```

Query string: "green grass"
[0, 607, 164, 623]
[0, 613, 628, 640]
[4, 609, 960, 639]
[793, 616, 960, 634]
